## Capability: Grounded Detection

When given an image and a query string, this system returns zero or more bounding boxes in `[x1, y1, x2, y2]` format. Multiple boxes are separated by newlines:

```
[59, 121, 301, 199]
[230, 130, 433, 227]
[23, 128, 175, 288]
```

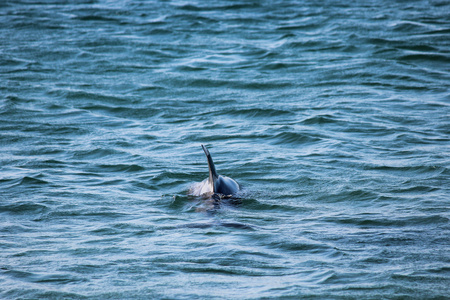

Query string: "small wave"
[134, 84, 166, 92]
[174, 65, 208, 72]
[71, 148, 125, 160]
[268, 238, 337, 254]
[271, 132, 322, 146]
[106, 106, 160, 120]
[389, 185, 440, 194]
[242, 198, 309, 213]
[19, 176, 49, 185]
[0, 202, 49, 215]
[166, 221, 255, 230]
[323, 214, 448, 227]
[365, 164, 445, 176]
[94, 164, 145, 173]
[225, 107, 295, 119]
[1, 224, 34, 235]
[390, 21, 430, 33]
[51, 89, 129, 104]
[398, 53, 450, 63]
[147, 171, 193, 190]
[76, 15, 121, 23]
[47, 208, 129, 220]
[2, 267, 87, 286]
[258, 62, 293, 70]
[234, 80, 293, 90]
[175, 3, 260, 12]
[301, 114, 340, 125]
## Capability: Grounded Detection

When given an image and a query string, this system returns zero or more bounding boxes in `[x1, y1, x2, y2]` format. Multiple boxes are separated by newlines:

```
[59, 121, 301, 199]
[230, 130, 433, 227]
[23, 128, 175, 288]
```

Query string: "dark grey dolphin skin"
[202, 145, 240, 196]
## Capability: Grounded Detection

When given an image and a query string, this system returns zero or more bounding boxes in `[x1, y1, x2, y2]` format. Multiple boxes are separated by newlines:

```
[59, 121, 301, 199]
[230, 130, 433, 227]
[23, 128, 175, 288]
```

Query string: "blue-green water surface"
[1, 0, 449, 299]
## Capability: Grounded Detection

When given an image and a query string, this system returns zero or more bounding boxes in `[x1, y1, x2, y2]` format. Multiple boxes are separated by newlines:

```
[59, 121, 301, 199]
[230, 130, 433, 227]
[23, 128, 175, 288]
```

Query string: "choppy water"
[1, 0, 449, 298]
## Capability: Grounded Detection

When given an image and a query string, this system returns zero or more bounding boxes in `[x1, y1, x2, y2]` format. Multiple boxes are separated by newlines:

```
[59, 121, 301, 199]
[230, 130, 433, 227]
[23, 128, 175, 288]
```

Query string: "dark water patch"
[62, 263, 110, 276]
[34, 273, 88, 285]
[174, 65, 209, 72]
[235, 80, 294, 90]
[359, 256, 390, 265]
[324, 214, 448, 228]
[397, 44, 440, 52]
[317, 189, 379, 203]
[2, 267, 87, 285]
[301, 114, 341, 125]
[45, 208, 130, 221]
[81, 104, 161, 120]
[271, 132, 323, 146]
[169, 77, 230, 89]
[133, 84, 166, 92]
[11, 249, 55, 258]
[71, 148, 126, 160]
[391, 272, 450, 288]
[76, 14, 123, 24]
[426, 266, 450, 274]
[365, 164, 446, 177]
[94, 163, 145, 173]
[1, 224, 35, 235]
[136, 133, 158, 141]
[166, 221, 255, 231]
[223, 107, 295, 119]
[81, 210, 130, 219]
[14, 147, 66, 158]
[389, 185, 440, 194]
[398, 53, 450, 63]
[0, 177, 20, 190]
[19, 123, 91, 136]
[219, 222, 255, 230]
[51, 89, 131, 105]
[8, 175, 49, 188]
[277, 22, 326, 32]
[4, 288, 87, 300]
[89, 178, 125, 186]
[268, 238, 337, 254]
[258, 61, 302, 70]
[175, 3, 260, 12]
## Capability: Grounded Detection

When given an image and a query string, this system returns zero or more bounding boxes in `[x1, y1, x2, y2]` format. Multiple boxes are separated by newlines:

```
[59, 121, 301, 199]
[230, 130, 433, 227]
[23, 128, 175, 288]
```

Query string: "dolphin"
[202, 144, 240, 195]
[189, 145, 240, 197]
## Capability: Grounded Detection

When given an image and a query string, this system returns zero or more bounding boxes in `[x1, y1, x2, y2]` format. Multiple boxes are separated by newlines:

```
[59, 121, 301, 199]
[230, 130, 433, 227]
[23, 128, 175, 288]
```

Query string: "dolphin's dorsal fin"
[202, 145, 218, 192]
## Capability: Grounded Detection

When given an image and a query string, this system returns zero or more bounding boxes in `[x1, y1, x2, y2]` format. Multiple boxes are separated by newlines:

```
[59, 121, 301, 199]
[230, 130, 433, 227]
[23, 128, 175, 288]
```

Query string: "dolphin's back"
[201, 145, 240, 196]
[215, 175, 240, 196]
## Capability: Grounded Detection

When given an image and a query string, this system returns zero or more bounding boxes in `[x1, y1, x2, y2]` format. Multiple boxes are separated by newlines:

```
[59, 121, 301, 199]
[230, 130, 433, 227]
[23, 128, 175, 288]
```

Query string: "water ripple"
[1, 0, 449, 298]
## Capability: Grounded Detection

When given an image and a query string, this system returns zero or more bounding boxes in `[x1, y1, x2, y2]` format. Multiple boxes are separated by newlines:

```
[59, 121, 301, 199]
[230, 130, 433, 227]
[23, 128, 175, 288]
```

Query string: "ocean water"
[1, 0, 449, 298]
